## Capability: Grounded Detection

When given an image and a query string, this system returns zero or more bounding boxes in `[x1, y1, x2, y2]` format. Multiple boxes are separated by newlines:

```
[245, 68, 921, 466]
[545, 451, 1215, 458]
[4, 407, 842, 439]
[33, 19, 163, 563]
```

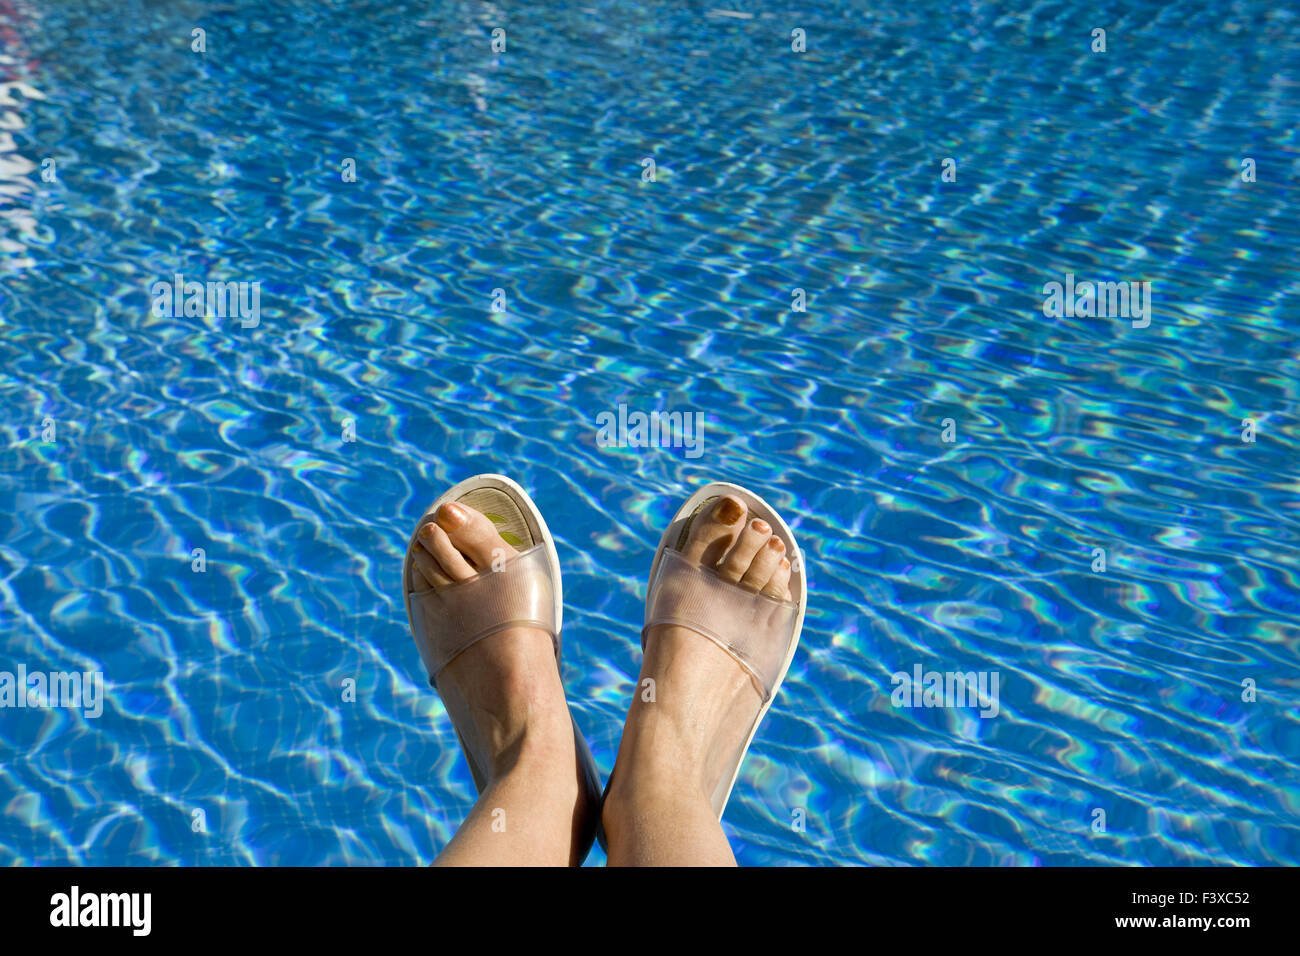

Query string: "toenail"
[780, 557, 790, 569]
[436, 502, 467, 530]
[419, 523, 436, 540]
[767, 537, 785, 551]
[715, 497, 744, 524]
[751, 518, 770, 534]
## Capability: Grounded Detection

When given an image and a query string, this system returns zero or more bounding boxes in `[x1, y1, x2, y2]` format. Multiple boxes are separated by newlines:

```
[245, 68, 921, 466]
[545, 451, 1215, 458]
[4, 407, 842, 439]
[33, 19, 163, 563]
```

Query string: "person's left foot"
[408, 501, 593, 842]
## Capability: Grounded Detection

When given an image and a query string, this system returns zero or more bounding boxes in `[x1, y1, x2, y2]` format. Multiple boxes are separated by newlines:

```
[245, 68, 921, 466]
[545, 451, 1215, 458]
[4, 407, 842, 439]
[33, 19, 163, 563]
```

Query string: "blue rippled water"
[0, 0, 1298, 866]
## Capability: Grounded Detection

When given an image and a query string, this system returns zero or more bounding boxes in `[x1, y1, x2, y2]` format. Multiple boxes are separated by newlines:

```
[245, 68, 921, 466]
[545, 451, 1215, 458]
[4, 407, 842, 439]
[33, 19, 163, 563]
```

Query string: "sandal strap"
[409, 544, 557, 682]
[641, 548, 798, 702]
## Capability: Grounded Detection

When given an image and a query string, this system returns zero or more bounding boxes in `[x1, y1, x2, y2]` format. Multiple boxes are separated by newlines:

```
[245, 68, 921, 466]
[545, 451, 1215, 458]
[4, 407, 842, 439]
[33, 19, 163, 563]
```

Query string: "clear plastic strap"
[641, 548, 798, 702]
[409, 544, 557, 681]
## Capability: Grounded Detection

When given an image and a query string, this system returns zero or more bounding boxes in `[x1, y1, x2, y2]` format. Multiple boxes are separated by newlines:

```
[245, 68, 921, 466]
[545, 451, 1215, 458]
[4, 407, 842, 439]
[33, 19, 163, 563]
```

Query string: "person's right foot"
[603, 494, 792, 826]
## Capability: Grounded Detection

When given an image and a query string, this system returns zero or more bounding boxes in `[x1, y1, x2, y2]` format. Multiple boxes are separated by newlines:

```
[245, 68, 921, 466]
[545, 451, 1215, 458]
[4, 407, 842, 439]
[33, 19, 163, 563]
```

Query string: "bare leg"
[409, 501, 595, 866]
[603, 495, 793, 866]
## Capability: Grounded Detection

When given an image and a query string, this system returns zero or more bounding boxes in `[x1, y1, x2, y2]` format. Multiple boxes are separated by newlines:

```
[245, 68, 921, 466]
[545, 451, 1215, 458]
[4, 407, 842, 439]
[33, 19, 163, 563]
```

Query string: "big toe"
[680, 494, 747, 567]
[435, 500, 515, 571]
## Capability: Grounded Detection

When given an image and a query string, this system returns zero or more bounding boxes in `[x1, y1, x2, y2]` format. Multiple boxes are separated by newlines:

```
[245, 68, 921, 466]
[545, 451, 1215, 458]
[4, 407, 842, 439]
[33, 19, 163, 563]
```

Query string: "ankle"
[484, 707, 578, 780]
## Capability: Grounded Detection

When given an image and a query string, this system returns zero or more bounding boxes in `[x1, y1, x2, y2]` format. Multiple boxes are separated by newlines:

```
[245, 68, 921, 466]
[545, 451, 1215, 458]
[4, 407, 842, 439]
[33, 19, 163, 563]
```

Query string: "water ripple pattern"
[0, 0, 1297, 865]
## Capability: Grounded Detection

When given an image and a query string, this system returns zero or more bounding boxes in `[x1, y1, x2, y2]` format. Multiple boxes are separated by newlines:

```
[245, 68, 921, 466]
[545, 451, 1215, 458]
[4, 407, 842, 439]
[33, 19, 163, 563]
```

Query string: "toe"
[410, 536, 452, 589]
[738, 534, 785, 592]
[681, 494, 746, 567]
[436, 500, 515, 572]
[762, 555, 793, 601]
[421, 522, 478, 581]
[716, 517, 771, 582]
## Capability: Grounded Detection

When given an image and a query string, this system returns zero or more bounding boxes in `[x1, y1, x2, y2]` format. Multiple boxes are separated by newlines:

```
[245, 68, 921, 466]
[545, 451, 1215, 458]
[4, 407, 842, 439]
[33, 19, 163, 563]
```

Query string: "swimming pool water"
[0, 0, 1298, 865]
